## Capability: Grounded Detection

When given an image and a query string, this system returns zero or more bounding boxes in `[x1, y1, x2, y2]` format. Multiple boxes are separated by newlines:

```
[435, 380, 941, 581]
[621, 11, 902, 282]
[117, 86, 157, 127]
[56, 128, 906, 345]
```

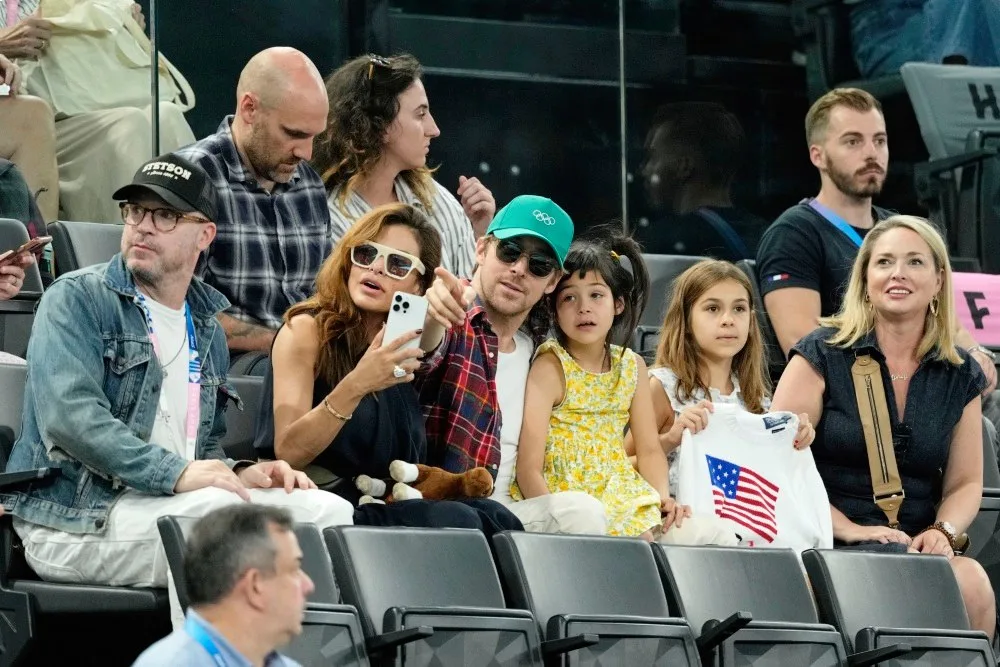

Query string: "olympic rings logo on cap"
[533, 210, 555, 225]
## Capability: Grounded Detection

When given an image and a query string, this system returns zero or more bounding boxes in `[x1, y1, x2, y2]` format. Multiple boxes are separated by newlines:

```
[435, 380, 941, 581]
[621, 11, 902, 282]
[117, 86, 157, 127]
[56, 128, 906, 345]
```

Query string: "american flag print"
[706, 454, 780, 543]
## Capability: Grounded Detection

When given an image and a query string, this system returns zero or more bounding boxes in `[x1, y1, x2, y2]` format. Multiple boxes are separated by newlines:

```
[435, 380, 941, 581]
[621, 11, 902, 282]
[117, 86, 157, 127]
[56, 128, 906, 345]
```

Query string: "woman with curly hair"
[312, 53, 495, 279]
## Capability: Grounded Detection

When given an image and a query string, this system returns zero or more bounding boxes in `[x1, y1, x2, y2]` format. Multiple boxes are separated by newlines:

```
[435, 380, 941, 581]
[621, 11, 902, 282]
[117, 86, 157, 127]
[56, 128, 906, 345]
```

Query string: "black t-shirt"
[633, 206, 769, 262]
[755, 202, 893, 317]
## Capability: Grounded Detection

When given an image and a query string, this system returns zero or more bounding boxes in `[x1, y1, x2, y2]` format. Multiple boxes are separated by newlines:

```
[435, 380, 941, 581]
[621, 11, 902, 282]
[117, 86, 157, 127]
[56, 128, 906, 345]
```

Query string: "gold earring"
[930, 295, 939, 316]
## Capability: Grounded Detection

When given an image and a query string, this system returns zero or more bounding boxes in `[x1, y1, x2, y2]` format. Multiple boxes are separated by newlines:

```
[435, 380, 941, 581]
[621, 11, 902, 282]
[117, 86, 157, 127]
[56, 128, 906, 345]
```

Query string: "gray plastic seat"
[640, 254, 707, 329]
[49, 220, 124, 277]
[802, 549, 994, 664]
[221, 374, 264, 461]
[493, 531, 700, 666]
[324, 525, 543, 666]
[655, 544, 849, 666]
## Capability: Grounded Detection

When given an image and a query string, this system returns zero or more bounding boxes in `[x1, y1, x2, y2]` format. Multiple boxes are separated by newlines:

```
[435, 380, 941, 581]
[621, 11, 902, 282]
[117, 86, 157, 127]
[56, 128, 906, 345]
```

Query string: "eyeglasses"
[494, 238, 559, 278]
[351, 241, 425, 280]
[367, 54, 392, 82]
[119, 203, 207, 233]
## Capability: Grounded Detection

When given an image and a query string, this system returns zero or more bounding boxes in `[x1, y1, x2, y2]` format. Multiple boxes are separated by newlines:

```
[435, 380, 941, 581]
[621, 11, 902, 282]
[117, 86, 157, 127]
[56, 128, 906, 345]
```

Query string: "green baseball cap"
[486, 195, 574, 268]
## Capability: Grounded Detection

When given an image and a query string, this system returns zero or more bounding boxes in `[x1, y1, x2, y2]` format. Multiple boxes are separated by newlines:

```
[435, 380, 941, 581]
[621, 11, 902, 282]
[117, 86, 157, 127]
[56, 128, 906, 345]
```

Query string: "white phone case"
[383, 291, 429, 350]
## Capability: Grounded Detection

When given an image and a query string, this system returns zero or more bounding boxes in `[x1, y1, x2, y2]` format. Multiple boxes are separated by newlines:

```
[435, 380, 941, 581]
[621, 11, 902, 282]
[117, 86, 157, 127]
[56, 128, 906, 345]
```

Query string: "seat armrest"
[847, 643, 911, 666]
[696, 611, 753, 653]
[367, 626, 434, 653]
[541, 634, 600, 656]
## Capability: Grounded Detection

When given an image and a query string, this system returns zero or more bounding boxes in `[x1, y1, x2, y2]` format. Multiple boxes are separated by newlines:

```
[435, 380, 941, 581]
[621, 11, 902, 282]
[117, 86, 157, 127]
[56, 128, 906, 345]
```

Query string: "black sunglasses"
[494, 238, 558, 278]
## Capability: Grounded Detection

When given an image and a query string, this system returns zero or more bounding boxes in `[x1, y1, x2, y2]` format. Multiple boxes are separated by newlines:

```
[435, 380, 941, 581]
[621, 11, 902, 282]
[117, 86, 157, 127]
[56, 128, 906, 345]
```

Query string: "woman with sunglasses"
[259, 202, 523, 533]
[312, 53, 495, 281]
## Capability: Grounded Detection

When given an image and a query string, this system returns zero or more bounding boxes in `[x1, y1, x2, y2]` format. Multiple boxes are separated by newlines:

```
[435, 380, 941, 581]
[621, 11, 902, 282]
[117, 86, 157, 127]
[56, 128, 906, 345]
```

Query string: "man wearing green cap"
[418, 195, 608, 534]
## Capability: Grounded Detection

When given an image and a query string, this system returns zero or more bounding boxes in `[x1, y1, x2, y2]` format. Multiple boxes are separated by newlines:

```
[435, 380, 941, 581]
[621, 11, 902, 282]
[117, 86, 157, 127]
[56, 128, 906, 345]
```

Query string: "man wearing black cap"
[0, 153, 352, 615]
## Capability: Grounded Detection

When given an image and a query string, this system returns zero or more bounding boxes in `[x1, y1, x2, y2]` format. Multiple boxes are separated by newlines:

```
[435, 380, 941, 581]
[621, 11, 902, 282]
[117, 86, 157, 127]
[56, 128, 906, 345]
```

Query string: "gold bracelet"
[322, 396, 352, 422]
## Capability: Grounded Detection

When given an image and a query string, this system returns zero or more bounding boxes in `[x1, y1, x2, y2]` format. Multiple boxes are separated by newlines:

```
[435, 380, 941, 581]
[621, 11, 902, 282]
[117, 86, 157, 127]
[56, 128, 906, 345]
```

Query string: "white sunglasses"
[350, 241, 426, 280]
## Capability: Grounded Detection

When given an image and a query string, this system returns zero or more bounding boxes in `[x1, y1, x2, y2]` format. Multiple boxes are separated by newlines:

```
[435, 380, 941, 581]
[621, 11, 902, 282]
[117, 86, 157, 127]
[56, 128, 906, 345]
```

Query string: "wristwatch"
[931, 521, 971, 554]
[969, 345, 997, 362]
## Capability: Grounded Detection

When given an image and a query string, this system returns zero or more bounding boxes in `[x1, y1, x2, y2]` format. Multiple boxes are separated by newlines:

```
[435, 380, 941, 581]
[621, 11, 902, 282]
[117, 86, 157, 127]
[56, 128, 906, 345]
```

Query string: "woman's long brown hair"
[284, 203, 441, 388]
[652, 260, 770, 413]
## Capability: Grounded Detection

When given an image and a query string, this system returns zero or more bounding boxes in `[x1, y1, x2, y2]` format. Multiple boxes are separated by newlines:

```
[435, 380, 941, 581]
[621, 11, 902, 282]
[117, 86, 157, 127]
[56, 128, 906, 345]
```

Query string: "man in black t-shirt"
[757, 88, 891, 355]
[757, 87, 997, 394]
[635, 102, 768, 261]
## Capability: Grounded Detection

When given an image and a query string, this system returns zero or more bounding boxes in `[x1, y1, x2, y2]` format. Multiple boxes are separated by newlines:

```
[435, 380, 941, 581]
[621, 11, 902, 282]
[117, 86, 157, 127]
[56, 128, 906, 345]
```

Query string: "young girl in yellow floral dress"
[512, 229, 735, 544]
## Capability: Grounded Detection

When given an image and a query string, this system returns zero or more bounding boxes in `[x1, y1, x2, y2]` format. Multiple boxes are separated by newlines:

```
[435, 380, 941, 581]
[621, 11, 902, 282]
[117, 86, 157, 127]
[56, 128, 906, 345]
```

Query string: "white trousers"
[55, 102, 195, 224]
[504, 491, 608, 535]
[14, 486, 354, 629]
[656, 514, 740, 546]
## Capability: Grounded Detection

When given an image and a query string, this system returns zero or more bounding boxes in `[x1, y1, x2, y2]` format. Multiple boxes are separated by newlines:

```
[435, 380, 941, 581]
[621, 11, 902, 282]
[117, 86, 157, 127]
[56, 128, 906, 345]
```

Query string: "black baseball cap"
[112, 153, 218, 220]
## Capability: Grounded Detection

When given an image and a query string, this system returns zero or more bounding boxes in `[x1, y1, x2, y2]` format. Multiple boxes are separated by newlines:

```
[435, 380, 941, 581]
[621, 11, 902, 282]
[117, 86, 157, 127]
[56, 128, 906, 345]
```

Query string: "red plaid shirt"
[416, 300, 503, 476]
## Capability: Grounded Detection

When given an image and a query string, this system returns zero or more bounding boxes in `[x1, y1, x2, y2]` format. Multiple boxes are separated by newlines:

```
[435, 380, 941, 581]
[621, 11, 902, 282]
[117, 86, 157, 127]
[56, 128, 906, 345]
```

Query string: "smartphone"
[383, 291, 429, 351]
[0, 236, 53, 266]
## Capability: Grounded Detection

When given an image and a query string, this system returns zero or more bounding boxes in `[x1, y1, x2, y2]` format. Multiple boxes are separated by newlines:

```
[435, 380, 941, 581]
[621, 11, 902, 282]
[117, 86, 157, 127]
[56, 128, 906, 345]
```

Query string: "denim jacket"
[1, 255, 241, 535]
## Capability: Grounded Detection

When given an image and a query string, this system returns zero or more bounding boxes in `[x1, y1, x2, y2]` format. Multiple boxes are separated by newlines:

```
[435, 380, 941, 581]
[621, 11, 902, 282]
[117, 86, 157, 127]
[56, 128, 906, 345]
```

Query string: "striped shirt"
[328, 176, 477, 279]
[176, 117, 332, 329]
[0, 0, 36, 29]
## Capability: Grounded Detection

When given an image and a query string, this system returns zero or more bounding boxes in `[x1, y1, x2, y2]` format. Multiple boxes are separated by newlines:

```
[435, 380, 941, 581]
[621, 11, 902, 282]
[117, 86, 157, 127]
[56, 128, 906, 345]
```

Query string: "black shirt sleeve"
[756, 208, 825, 297]
[789, 327, 834, 377]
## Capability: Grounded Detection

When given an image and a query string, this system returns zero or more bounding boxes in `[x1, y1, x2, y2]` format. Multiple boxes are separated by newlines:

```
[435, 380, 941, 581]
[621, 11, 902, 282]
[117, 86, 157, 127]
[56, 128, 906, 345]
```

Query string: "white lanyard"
[135, 293, 202, 460]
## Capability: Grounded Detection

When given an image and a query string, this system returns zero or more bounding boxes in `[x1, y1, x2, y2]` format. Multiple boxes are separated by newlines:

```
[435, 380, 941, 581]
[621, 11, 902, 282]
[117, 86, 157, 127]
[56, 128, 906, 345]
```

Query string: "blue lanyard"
[185, 615, 228, 667]
[694, 207, 751, 258]
[807, 199, 865, 248]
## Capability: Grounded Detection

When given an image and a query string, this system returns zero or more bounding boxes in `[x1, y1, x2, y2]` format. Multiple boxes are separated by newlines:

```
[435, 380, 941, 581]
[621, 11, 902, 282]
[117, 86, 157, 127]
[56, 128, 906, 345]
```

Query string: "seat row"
[158, 521, 995, 667]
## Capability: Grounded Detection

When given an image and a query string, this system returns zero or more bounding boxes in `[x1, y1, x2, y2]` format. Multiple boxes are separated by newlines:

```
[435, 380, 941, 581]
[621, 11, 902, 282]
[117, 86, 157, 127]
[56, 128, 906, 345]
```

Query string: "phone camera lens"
[392, 304, 400, 312]
[394, 294, 402, 302]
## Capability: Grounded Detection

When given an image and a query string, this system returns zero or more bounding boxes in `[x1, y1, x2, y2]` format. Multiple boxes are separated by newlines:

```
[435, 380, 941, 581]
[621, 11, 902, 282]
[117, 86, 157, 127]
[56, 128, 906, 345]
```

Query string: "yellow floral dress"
[511, 340, 662, 536]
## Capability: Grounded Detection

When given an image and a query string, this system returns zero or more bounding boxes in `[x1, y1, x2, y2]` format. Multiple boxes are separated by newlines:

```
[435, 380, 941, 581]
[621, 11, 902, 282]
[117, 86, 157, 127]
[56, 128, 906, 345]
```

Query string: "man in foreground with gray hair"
[133, 504, 312, 666]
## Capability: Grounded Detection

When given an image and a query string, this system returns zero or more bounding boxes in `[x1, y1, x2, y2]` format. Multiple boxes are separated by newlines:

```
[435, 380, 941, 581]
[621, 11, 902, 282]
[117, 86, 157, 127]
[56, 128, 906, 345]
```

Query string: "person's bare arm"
[217, 312, 278, 352]
[630, 358, 671, 500]
[770, 354, 825, 428]
[935, 397, 985, 534]
[764, 287, 822, 357]
[272, 316, 361, 469]
[953, 323, 998, 394]
[514, 352, 565, 499]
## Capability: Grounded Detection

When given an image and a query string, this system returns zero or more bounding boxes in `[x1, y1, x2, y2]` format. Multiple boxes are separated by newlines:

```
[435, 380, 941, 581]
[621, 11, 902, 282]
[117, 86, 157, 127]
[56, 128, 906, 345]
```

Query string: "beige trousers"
[55, 102, 195, 224]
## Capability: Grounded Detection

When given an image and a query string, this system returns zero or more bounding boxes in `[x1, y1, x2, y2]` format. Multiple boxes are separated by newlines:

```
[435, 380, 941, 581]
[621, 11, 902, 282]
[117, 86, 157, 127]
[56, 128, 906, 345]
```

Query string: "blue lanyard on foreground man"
[185, 614, 228, 667]
[135, 292, 202, 459]
[808, 198, 864, 248]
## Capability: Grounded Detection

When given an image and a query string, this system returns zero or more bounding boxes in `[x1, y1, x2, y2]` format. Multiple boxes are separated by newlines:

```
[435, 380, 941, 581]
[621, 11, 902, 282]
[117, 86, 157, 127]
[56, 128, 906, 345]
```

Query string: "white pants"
[504, 491, 608, 535]
[55, 102, 195, 224]
[657, 514, 740, 546]
[14, 486, 354, 627]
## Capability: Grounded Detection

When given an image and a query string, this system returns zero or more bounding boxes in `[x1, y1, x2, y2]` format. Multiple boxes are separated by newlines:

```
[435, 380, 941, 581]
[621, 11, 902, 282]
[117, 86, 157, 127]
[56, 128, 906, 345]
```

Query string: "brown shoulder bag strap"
[850, 353, 905, 529]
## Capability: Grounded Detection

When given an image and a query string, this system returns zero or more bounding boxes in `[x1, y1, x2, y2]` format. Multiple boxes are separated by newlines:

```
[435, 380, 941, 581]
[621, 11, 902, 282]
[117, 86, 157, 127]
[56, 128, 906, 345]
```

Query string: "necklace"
[158, 336, 187, 377]
[890, 373, 910, 381]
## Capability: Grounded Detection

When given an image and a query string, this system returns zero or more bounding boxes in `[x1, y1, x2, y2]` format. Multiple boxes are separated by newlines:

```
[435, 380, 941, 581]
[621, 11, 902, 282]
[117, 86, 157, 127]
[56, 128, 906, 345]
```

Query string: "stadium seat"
[0, 363, 169, 666]
[492, 531, 700, 666]
[324, 525, 543, 666]
[640, 254, 707, 329]
[735, 259, 786, 384]
[222, 374, 264, 462]
[157, 518, 368, 666]
[48, 221, 124, 277]
[654, 544, 855, 666]
[802, 549, 994, 664]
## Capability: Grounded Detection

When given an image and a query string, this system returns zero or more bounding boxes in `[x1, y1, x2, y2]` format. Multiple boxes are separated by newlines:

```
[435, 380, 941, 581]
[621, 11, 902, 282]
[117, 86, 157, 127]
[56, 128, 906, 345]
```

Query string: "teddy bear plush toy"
[355, 460, 494, 504]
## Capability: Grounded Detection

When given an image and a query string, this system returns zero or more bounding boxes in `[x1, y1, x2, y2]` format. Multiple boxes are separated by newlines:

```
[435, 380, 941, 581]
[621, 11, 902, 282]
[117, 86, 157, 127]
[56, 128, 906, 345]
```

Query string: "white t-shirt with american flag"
[676, 403, 833, 552]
